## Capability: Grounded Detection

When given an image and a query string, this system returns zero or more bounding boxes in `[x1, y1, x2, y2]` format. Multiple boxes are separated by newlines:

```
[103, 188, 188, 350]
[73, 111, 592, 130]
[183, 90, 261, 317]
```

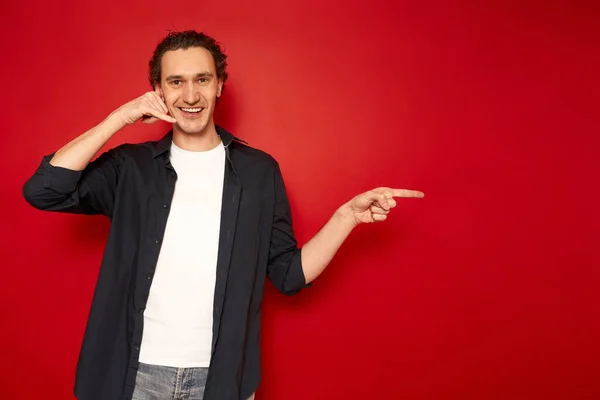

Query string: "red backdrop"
[1, 1, 599, 399]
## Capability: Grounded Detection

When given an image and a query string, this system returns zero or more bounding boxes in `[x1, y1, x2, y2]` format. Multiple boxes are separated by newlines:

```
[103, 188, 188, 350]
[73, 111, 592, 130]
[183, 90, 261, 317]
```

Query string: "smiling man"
[23, 31, 423, 400]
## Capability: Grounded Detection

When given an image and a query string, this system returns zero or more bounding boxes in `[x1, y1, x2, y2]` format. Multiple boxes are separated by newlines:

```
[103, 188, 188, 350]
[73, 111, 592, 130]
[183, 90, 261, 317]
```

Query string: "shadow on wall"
[214, 81, 239, 133]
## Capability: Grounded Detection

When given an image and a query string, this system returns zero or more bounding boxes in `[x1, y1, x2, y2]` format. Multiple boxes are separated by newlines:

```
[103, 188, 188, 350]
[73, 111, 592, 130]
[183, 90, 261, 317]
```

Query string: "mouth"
[177, 106, 205, 119]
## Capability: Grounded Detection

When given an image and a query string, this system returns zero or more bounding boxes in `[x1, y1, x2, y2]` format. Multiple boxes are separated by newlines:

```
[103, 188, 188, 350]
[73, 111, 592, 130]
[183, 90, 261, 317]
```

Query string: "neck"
[172, 122, 221, 151]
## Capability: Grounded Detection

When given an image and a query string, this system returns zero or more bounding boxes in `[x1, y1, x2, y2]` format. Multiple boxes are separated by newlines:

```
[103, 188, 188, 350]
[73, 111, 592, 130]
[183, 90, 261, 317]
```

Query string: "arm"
[301, 188, 424, 283]
[23, 112, 125, 215]
[266, 164, 309, 295]
[22, 91, 175, 215]
[48, 111, 125, 171]
[299, 204, 356, 284]
[266, 159, 424, 294]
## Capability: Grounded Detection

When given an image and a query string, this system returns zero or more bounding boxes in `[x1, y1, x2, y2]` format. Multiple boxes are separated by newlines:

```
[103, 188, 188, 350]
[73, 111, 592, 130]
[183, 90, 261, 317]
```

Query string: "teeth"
[181, 107, 202, 113]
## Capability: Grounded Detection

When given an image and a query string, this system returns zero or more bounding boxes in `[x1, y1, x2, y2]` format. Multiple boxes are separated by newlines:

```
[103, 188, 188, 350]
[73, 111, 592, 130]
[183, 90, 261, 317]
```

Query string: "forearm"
[50, 111, 125, 171]
[300, 202, 357, 283]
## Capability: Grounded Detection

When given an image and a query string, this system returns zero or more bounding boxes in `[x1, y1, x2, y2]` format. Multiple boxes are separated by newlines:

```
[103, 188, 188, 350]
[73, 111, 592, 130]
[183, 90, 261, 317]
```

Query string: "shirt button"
[163, 204, 168, 208]
[135, 346, 140, 351]
[147, 276, 151, 280]
[155, 239, 160, 244]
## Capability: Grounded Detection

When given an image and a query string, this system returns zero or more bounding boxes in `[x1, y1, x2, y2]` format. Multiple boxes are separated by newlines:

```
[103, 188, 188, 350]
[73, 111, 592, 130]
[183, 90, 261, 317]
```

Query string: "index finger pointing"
[390, 189, 425, 198]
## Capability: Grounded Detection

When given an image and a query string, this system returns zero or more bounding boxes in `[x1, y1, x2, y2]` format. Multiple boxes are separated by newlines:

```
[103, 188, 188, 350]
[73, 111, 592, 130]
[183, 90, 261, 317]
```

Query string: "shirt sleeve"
[22, 147, 122, 217]
[266, 162, 312, 296]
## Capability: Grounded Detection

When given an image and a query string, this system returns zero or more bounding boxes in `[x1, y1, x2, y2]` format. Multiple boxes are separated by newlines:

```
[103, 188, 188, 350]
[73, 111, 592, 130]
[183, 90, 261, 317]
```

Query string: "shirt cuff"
[41, 153, 83, 194]
[285, 248, 313, 294]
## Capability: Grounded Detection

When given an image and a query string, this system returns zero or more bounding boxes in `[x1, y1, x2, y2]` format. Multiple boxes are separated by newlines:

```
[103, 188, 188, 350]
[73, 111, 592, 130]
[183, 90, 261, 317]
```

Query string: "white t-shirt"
[139, 140, 225, 367]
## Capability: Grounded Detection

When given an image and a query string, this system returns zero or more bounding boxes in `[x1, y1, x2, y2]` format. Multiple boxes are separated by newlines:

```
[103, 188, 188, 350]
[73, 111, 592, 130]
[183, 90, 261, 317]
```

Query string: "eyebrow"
[165, 72, 213, 81]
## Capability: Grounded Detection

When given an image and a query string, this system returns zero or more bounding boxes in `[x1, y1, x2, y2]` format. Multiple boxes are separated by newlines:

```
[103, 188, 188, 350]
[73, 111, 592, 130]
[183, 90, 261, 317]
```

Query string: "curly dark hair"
[148, 30, 228, 91]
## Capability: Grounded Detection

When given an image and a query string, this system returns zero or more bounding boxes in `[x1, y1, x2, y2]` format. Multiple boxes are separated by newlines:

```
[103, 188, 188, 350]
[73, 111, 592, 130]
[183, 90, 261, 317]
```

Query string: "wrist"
[105, 109, 128, 132]
[335, 202, 359, 229]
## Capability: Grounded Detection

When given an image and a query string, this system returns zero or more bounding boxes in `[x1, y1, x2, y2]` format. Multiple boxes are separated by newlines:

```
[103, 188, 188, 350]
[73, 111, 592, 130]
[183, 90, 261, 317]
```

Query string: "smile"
[178, 107, 204, 113]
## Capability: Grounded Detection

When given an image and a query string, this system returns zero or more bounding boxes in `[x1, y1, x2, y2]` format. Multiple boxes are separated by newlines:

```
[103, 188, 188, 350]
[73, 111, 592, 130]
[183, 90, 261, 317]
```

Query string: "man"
[23, 30, 423, 400]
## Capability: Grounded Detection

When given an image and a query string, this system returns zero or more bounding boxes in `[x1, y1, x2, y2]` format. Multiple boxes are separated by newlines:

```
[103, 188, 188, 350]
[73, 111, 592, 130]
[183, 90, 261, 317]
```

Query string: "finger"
[146, 93, 168, 115]
[380, 193, 397, 208]
[373, 187, 425, 199]
[378, 193, 391, 210]
[365, 191, 391, 211]
[371, 213, 388, 223]
[153, 111, 177, 124]
[370, 205, 389, 215]
[142, 107, 177, 124]
[390, 188, 425, 198]
[144, 101, 177, 123]
[154, 87, 165, 102]
[150, 91, 169, 114]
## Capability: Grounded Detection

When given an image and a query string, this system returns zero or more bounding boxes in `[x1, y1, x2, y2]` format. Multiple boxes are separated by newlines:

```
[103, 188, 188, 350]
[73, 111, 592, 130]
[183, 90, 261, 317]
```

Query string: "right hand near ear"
[115, 92, 177, 126]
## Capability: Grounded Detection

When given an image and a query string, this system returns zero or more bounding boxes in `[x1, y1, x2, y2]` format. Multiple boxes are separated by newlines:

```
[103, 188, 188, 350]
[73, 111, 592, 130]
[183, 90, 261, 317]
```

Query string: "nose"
[183, 81, 200, 104]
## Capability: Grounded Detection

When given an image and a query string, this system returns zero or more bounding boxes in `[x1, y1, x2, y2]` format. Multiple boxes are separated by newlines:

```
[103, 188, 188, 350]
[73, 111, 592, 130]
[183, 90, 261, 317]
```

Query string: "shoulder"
[229, 140, 280, 170]
[228, 141, 288, 189]
[107, 140, 160, 161]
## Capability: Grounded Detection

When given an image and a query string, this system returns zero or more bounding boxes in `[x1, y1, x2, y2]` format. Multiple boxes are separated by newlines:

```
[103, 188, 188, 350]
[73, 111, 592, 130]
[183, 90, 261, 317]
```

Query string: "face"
[156, 47, 223, 136]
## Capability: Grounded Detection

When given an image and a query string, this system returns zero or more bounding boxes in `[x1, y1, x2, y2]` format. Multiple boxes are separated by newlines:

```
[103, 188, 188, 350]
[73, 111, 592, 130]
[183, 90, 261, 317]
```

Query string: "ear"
[217, 80, 223, 98]
[154, 85, 164, 101]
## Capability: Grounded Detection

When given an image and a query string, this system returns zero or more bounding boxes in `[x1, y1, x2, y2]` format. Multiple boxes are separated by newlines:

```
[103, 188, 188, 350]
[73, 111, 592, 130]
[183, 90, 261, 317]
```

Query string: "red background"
[1, 1, 599, 399]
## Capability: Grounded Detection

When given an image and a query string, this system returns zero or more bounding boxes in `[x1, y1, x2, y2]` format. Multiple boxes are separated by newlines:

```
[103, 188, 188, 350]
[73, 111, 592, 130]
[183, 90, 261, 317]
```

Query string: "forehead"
[161, 47, 216, 77]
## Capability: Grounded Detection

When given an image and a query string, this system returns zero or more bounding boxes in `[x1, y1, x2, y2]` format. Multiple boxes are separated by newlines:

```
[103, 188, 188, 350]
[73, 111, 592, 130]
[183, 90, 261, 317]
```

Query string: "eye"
[198, 78, 208, 83]
[171, 80, 181, 85]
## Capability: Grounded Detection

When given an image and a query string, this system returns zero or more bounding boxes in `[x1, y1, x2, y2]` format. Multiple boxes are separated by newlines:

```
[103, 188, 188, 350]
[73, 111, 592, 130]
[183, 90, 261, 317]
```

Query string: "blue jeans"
[132, 362, 255, 400]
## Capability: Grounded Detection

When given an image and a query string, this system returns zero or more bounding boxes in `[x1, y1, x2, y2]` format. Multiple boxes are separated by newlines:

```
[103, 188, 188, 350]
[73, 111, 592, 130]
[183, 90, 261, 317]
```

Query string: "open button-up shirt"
[23, 125, 310, 400]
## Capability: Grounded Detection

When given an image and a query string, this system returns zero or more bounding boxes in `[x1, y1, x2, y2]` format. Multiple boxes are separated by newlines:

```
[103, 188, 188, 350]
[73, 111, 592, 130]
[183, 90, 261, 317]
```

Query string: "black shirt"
[22, 126, 310, 400]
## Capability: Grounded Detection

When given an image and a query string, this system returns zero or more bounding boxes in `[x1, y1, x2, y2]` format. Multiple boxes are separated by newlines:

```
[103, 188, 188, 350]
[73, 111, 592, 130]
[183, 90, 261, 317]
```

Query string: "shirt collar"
[152, 125, 246, 158]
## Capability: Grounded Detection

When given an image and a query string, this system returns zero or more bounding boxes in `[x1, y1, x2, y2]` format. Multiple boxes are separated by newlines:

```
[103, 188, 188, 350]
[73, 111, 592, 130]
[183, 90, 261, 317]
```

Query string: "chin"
[178, 121, 209, 135]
